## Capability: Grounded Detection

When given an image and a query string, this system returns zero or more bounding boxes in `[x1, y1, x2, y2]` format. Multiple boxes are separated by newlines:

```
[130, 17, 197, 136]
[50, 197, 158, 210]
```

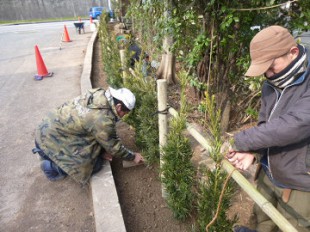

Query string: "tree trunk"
[156, 0, 176, 85]
[156, 53, 176, 85]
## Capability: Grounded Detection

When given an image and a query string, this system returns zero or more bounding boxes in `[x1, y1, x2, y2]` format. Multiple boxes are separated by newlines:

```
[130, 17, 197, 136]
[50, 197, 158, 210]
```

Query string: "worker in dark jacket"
[226, 26, 310, 232]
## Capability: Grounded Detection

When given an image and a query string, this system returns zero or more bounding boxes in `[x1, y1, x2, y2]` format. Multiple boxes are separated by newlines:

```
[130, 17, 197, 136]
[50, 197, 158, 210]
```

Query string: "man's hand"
[226, 151, 255, 171]
[133, 153, 144, 164]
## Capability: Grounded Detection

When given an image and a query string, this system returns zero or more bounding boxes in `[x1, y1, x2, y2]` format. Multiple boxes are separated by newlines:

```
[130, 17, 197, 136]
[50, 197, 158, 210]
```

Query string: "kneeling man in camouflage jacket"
[33, 87, 144, 185]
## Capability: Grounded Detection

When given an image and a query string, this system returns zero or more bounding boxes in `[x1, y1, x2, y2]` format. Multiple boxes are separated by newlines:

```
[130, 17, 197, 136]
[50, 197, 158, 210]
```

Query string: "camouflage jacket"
[35, 88, 134, 185]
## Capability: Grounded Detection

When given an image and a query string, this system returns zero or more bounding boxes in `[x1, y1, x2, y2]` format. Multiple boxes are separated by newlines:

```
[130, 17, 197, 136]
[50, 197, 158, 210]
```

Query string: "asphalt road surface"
[299, 31, 310, 47]
[0, 21, 96, 231]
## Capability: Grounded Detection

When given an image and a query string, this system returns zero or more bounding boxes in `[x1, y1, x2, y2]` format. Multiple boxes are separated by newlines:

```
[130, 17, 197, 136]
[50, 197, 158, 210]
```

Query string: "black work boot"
[233, 225, 257, 232]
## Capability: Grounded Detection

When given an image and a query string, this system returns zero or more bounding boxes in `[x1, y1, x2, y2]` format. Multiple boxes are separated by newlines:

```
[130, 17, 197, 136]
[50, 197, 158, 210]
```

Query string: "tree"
[156, 0, 176, 84]
[126, 0, 310, 127]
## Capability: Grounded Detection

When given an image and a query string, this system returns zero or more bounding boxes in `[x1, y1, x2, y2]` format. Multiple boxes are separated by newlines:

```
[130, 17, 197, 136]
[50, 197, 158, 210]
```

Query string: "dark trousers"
[33, 141, 104, 180]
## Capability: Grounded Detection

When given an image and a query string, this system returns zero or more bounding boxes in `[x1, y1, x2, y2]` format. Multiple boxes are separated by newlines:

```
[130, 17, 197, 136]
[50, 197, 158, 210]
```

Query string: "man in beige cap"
[33, 87, 144, 185]
[226, 26, 310, 232]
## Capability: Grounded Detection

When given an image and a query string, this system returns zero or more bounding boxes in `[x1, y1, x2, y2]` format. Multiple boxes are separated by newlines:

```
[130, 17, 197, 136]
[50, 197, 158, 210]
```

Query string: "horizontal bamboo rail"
[168, 107, 298, 232]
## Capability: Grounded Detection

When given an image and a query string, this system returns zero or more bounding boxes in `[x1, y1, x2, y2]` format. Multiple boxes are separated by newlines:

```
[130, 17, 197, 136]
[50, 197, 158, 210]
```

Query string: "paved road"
[0, 21, 95, 231]
[299, 31, 310, 47]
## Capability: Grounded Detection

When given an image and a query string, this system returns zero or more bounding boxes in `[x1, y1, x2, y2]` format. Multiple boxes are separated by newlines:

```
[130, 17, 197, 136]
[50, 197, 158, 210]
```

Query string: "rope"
[205, 167, 237, 232]
[232, 0, 298, 11]
[152, 106, 170, 116]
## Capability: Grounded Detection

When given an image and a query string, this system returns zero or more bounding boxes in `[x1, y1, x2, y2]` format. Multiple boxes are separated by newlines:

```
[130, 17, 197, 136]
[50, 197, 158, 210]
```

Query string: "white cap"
[109, 87, 136, 110]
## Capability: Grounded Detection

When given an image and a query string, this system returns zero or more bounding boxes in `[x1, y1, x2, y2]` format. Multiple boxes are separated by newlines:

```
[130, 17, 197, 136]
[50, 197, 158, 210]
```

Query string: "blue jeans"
[33, 141, 104, 181]
[32, 141, 67, 181]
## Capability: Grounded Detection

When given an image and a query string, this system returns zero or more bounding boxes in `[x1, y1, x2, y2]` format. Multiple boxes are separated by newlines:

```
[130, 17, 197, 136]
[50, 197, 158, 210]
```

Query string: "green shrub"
[196, 91, 237, 231]
[197, 166, 237, 232]
[123, 69, 160, 165]
[98, 16, 123, 88]
[161, 116, 195, 220]
[161, 71, 195, 220]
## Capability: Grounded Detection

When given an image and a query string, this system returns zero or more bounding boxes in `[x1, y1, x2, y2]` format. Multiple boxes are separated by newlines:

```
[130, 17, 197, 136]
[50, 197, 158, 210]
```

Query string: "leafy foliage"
[126, 0, 165, 59]
[161, 116, 195, 220]
[197, 167, 237, 232]
[199, 91, 222, 162]
[161, 71, 195, 220]
[98, 16, 123, 88]
[123, 69, 160, 165]
[195, 89, 237, 231]
[98, 17, 159, 164]
[126, 0, 310, 127]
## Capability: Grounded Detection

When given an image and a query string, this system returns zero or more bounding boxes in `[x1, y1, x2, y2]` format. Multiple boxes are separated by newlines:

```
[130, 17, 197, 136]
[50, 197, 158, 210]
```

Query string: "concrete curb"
[80, 29, 97, 93]
[80, 28, 126, 232]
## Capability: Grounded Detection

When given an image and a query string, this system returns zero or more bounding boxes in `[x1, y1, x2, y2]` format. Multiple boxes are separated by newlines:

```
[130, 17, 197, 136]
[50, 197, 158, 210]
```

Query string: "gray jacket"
[234, 51, 310, 191]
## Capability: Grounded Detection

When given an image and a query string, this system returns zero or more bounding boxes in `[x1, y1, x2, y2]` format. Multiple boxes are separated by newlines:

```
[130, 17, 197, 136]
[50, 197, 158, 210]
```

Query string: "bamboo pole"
[119, 49, 126, 79]
[168, 107, 298, 232]
[157, 79, 168, 198]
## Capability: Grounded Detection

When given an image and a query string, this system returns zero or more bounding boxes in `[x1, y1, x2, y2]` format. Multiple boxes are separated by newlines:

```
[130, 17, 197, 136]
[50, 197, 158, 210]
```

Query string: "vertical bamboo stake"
[119, 49, 126, 80]
[157, 79, 168, 198]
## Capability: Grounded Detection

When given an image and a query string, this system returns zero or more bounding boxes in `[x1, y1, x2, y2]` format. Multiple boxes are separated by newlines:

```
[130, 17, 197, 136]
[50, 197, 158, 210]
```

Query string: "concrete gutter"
[80, 28, 126, 232]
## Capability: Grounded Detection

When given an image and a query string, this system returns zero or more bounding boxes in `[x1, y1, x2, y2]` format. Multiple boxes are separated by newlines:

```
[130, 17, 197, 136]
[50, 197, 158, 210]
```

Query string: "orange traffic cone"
[90, 16, 93, 24]
[63, 25, 72, 42]
[34, 45, 53, 80]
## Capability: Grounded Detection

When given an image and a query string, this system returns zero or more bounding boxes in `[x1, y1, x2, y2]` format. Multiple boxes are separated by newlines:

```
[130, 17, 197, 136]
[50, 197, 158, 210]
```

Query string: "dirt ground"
[91, 36, 256, 231]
